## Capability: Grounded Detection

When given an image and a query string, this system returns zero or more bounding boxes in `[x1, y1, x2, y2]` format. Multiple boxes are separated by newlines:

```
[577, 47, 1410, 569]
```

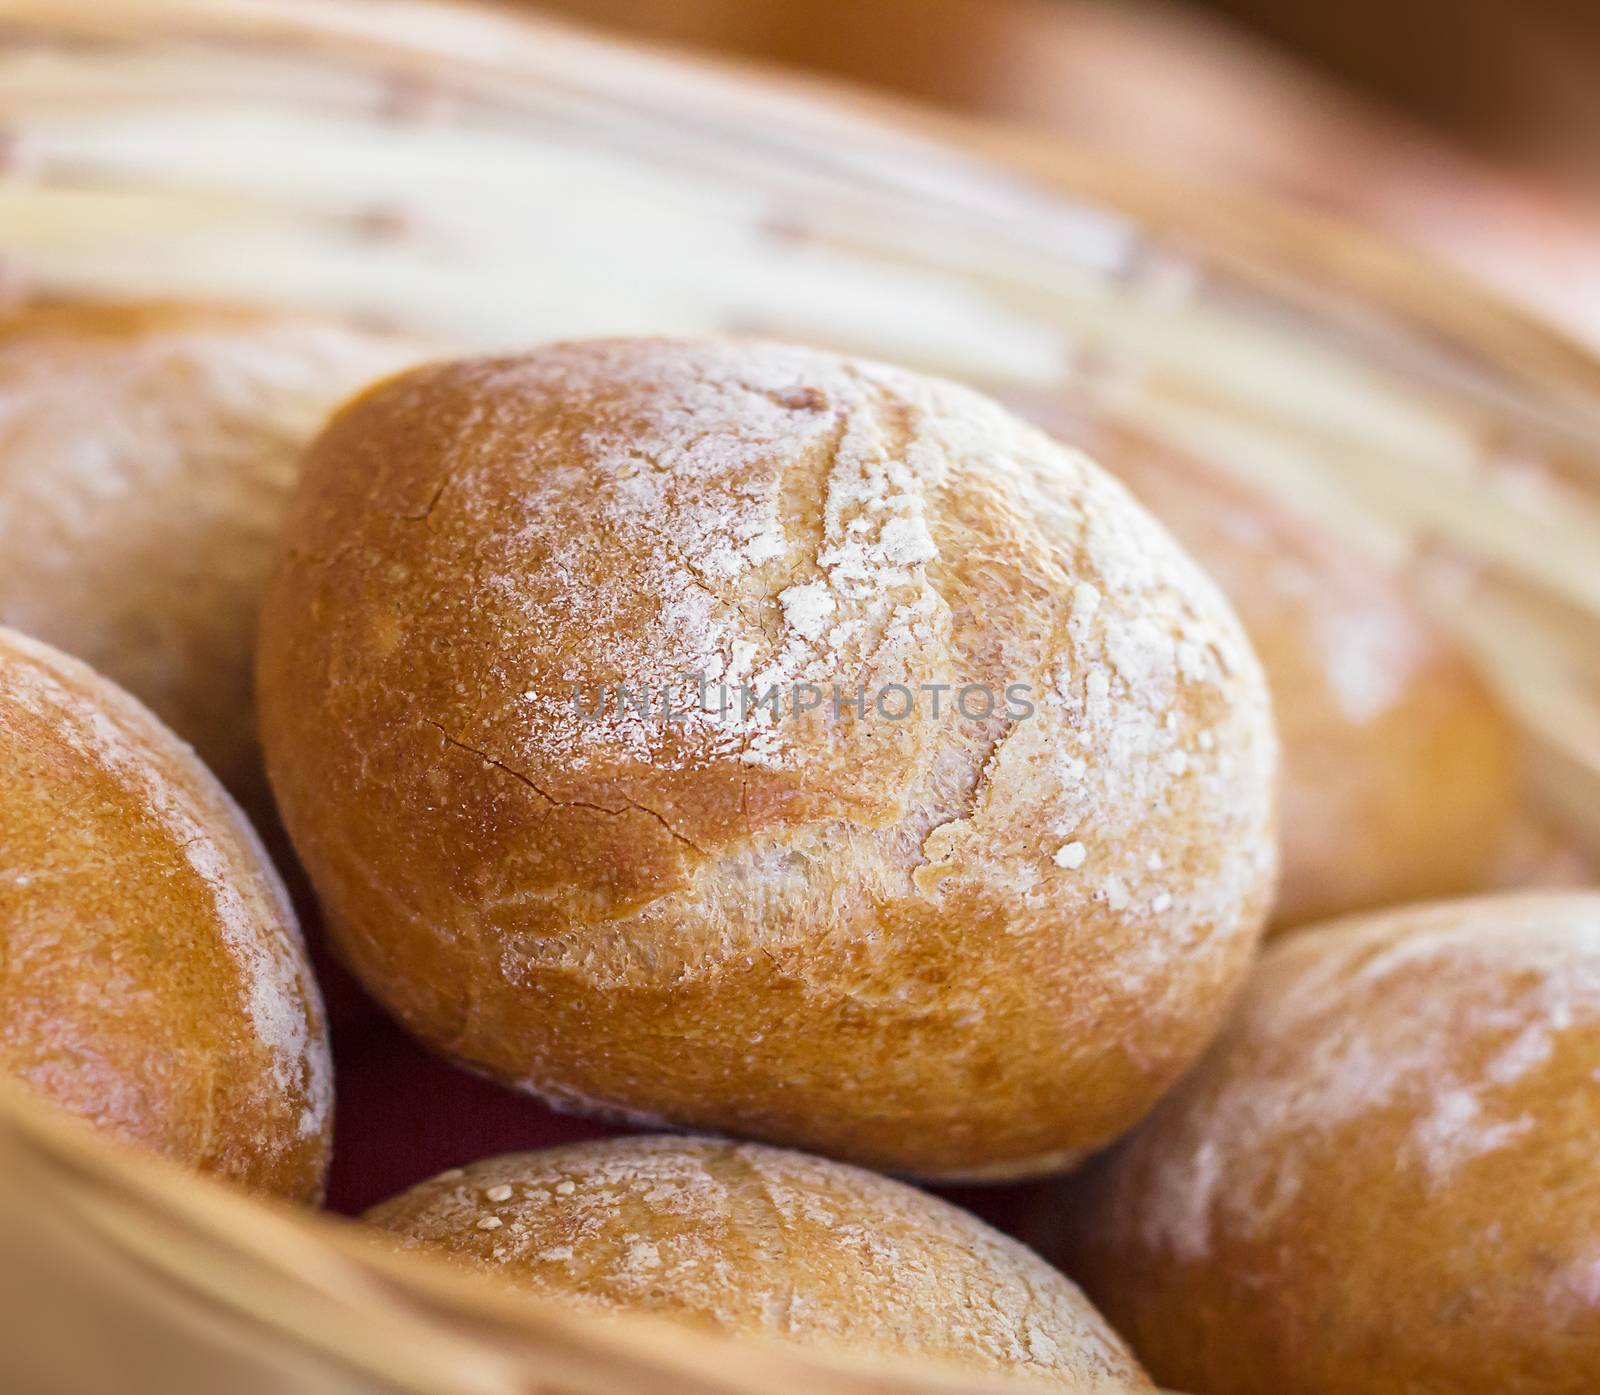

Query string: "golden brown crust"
[366, 1136, 1153, 1392]
[0, 626, 332, 1200]
[1063, 890, 1600, 1395]
[1056, 411, 1519, 929]
[259, 338, 1277, 1177]
[0, 300, 430, 811]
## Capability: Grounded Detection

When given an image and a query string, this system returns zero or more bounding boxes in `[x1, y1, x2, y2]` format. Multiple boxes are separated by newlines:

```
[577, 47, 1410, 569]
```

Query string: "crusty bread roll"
[258, 338, 1278, 1179]
[1061, 412, 1519, 929]
[366, 1136, 1154, 1392]
[1063, 890, 1600, 1395]
[0, 626, 332, 1200]
[0, 301, 428, 811]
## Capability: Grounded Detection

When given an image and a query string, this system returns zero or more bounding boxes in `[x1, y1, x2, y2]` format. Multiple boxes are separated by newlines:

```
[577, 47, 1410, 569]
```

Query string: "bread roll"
[366, 1136, 1153, 1392]
[0, 626, 332, 1200]
[1063, 412, 1518, 928]
[259, 338, 1278, 1178]
[1064, 890, 1600, 1395]
[0, 301, 428, 811]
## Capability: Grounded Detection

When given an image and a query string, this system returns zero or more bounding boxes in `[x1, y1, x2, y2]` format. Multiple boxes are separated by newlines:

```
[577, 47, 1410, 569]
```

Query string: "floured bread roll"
[0, 301, 428, 811]
[259, 338, 1278, 1178]
[1065, 890, 1600, 1395]
[1061, 413, 1518, 929]
[0, 627, 332, 1199]
[367, 1136, 1154, 1392]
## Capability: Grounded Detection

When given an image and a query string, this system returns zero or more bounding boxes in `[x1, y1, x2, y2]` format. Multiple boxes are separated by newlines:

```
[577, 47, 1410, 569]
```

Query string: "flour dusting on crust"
[422, 339, 1273, 969]
[1140, 893, 1600, 1261]
[368, 1137, 1150, 1391]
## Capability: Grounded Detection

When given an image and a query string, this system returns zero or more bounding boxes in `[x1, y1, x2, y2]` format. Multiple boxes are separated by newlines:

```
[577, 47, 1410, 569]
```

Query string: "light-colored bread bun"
[1058, 412, 1518, 929]
[0, 301, 429, 811]
[259, 338, 1278, 1179]
[366, 1136, 1154, 1392]
[1064, 890, 1600, 1395]
[0, 626, 332, 1200]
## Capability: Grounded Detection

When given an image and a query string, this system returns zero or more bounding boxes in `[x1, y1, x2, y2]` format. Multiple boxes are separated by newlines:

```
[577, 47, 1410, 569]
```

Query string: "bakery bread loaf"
[0, 301, 428, 811]
[258, 338, 1278, 1178]
[1063, 890, 1600, 1395]
[366, 1136, 1154, 1392]
[1066, 412, 1519, 928]
[0, 626, 332, 1200]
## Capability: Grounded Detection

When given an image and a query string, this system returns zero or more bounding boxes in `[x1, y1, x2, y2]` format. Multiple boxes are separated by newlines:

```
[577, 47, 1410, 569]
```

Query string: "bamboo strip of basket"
[0, 1078, 1070, 1395]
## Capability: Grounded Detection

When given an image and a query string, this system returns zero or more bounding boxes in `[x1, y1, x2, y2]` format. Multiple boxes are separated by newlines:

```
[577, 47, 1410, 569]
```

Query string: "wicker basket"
[1, 1, 1597, 1390]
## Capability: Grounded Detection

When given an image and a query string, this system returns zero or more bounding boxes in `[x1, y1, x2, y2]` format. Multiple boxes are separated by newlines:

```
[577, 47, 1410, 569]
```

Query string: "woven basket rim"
[10, 0, 1599, 410]
[2, 1077, 1067, 1395]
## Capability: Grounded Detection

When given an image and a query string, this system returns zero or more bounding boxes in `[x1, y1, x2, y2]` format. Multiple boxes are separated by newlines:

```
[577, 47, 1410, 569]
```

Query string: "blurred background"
[527, 0, 1600, 350]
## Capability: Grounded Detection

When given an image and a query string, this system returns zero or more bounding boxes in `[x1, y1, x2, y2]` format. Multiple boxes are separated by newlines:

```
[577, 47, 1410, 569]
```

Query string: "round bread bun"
[1056, 411, 1519, 929]
[258, 338, 1278, 1179]
[0, 301, 429, 811]
[0, 626, 332, 1200]
[366, 1135, 1154, 1392]
[1063, 890, 1600, 1395]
